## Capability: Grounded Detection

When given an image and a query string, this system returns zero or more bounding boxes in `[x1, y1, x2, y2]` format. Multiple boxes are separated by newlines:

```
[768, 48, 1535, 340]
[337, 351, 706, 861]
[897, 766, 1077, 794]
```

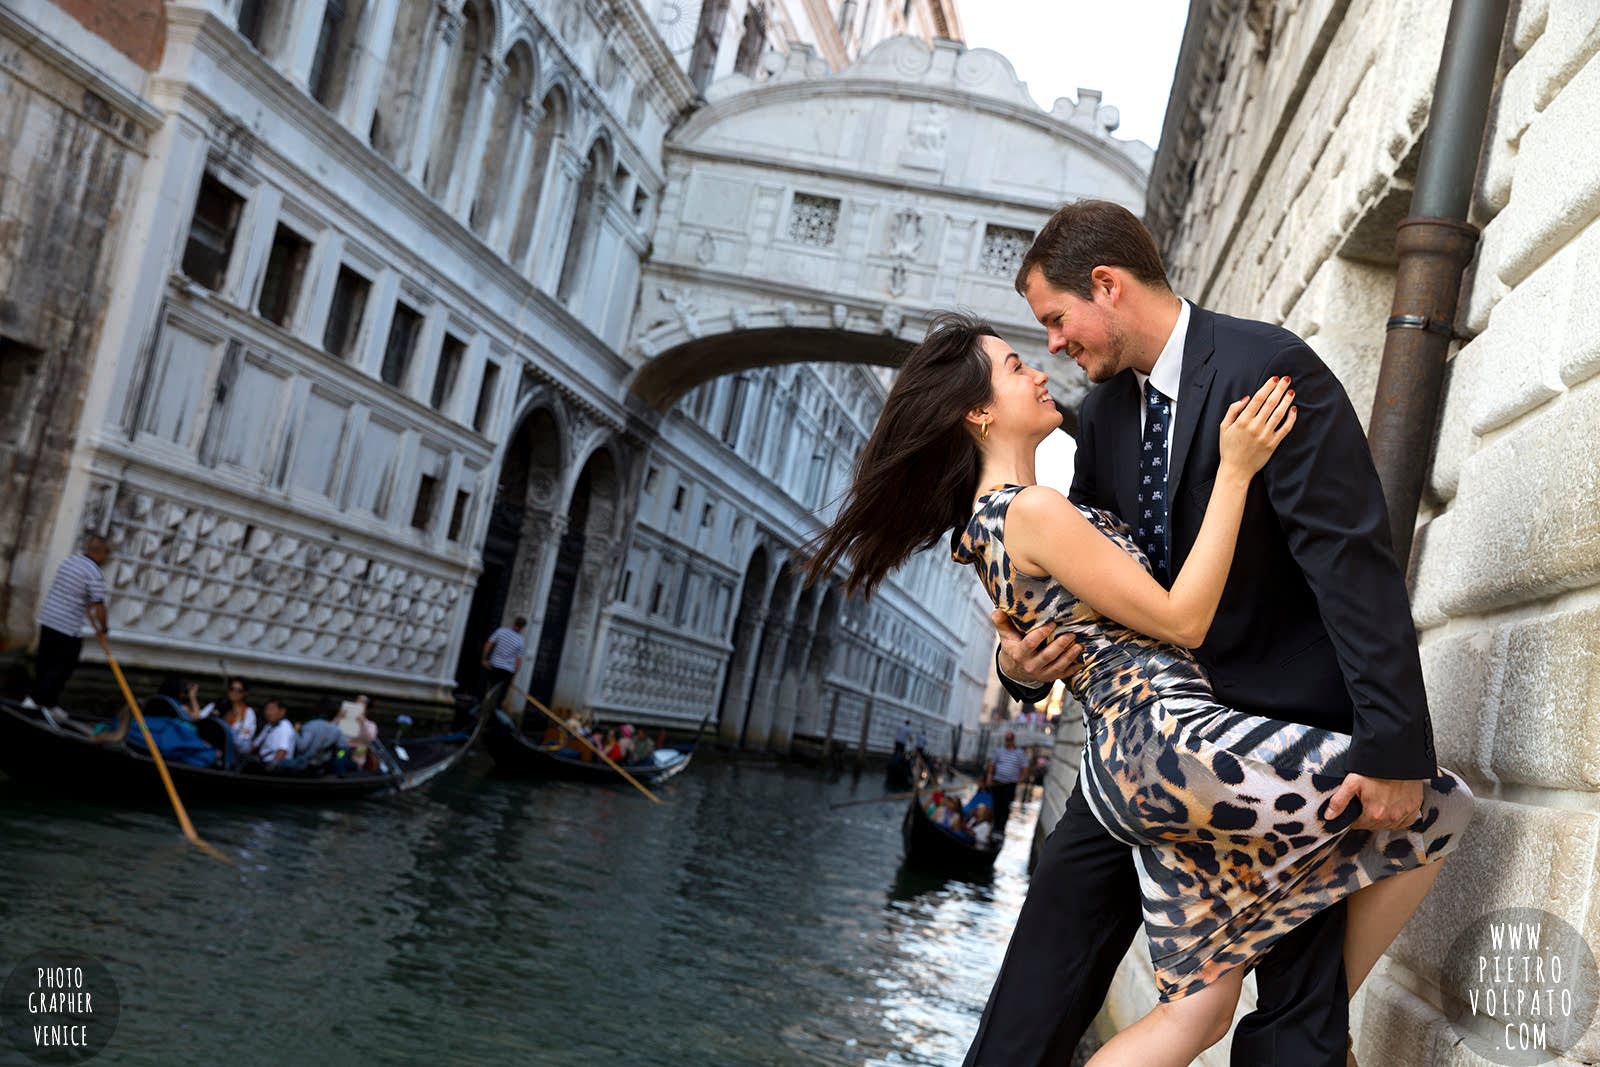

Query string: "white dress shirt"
[1131, 298, 1191, 466]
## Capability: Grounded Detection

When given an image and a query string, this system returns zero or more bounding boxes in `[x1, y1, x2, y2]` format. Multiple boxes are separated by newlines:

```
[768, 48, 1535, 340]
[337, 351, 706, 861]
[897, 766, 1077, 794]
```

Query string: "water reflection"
[0, 755, 1035, 1066]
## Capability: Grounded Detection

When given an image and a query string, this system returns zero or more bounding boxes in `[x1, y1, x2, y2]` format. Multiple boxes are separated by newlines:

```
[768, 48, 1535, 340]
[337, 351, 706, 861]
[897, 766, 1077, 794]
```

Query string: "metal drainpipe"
[1366, 0, 1512, 565]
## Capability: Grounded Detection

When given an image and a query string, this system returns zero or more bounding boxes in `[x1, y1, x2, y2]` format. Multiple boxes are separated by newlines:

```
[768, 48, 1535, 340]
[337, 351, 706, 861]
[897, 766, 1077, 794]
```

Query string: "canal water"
[0, 754, 1038, 1065]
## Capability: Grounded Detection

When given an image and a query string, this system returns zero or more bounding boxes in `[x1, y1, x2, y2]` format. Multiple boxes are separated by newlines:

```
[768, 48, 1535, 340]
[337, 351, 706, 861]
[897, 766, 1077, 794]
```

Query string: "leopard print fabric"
[954, 484, 1473, 1002]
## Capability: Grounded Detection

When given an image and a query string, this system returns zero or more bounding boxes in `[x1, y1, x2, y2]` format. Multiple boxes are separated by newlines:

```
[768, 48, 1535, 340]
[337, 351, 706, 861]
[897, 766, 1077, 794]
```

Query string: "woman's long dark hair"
[799, 312, 998, 597]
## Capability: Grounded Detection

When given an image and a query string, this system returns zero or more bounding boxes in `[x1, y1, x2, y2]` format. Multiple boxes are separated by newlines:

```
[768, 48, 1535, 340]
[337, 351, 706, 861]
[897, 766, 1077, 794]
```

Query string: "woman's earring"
[980, 420, 989, 442]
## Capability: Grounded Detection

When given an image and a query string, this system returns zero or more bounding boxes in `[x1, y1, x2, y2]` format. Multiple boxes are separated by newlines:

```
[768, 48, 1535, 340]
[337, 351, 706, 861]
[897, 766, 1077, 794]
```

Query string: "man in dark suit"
[963, 200, 1437, 1067]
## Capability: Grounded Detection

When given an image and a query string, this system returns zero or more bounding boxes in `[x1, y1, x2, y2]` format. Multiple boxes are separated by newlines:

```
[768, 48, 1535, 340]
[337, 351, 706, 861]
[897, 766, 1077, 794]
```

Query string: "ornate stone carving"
[694, 230, 715, 265]
[879, 304, 904, 336]
[786, 193, 841, 246]
[597, 620, 728, 719]
[102, 485, 458, 677]
[831, 303, 848, 329]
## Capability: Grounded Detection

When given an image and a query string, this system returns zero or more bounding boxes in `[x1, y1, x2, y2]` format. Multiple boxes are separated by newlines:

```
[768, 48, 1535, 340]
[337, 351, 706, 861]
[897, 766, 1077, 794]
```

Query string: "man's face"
[1005, 733, 1016, 747]
[1023, 268, 1130, 384]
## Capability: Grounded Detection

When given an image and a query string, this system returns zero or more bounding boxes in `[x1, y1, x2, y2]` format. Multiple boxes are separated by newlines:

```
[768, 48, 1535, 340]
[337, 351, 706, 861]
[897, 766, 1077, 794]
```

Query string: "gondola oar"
[96, 631, 232, 865]
[510, 685, 664, 805]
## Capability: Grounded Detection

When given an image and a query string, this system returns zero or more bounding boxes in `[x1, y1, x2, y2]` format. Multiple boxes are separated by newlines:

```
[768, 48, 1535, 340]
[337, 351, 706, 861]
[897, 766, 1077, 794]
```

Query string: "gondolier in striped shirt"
[480, 616, 527, 700]
[24, 535, 112, 722]
[986, 730, 1029, 839]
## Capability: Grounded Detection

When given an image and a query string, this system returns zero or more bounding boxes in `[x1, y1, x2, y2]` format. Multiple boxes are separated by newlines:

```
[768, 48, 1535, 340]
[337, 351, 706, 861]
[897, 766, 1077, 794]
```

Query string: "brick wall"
[51, 0, 165, 71]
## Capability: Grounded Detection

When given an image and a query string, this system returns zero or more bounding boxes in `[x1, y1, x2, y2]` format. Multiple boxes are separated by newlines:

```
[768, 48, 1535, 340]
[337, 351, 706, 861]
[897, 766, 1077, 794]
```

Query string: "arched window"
[508, 86, 567, 268]
[236, 0, 292, 57]
[423, 1, 487, 200]
[307, 0, 369, 111]
[556, 138, 611, 304]
[370, 0, 433, 163]
[470, 42, 535, 236]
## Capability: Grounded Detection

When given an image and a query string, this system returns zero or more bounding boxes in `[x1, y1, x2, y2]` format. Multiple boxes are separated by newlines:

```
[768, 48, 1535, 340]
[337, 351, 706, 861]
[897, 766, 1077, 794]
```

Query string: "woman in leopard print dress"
[802, 314, 1471, 1067]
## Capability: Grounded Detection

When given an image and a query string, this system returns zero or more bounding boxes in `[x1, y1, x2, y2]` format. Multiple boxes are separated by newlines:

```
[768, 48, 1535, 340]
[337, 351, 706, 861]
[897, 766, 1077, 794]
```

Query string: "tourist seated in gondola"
[96, 677, 223, 768]
[969, 804, 995, 848]
[617, 724, 636, 761]
[290, 698, 346, 772]
[601, 727, 623, 762]
[252, 700, 297, 767]
[632, 727, 657, 765]
[199, 676, 256, 753]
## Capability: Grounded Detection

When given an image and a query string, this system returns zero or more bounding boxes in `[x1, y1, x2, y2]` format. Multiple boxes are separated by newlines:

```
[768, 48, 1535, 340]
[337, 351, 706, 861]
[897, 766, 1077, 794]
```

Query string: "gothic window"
[431, 333, 465, 410]
[322, 265, 370, 358]
[787, 193, 841, 247]
[979, 224, 1033, 279]
[257, 223, 312, 327]
[181, 173, 245, 292]
[472, 359, 500, 432]
[380, 302, 423, 388]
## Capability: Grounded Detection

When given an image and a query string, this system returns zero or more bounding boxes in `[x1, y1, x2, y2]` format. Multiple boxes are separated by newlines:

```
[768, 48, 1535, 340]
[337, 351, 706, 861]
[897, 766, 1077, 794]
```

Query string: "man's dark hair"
[1014, 199, 1171, 299]
[513, 615, 527, 628]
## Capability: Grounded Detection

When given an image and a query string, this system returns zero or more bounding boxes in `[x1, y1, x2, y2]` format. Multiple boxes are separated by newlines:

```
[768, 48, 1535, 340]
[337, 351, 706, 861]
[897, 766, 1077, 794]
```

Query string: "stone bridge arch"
[626, 35, 1153, 415]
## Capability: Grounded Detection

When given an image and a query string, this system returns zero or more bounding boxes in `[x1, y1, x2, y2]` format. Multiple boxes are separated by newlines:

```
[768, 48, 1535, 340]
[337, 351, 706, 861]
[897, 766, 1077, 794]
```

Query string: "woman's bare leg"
[1342, 860, 1448, 1066]
[1086, 967, 1245, 1067]
[1344, 861, 1445, 996]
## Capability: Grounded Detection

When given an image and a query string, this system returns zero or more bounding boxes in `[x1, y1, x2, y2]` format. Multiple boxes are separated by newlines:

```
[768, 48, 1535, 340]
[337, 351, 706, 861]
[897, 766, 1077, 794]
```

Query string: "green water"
[0, 754, 1037, 1065]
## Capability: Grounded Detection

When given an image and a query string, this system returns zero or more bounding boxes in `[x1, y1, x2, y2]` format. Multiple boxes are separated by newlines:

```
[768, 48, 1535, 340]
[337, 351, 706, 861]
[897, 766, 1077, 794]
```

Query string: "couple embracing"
[803, 201, 1472, 1066]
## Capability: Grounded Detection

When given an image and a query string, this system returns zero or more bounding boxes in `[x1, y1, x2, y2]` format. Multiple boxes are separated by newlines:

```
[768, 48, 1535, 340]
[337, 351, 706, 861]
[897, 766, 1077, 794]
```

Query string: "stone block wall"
[1135, 0, 1600, 1062]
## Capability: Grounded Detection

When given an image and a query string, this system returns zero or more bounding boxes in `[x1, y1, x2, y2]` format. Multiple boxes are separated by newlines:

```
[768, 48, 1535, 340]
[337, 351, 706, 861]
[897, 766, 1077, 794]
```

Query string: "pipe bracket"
[1385, 314, 1457, 340]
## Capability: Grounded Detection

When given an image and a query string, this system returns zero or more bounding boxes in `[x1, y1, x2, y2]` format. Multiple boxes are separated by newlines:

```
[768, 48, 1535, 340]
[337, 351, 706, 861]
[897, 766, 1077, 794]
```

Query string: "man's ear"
[1090, 265, 1121, 306]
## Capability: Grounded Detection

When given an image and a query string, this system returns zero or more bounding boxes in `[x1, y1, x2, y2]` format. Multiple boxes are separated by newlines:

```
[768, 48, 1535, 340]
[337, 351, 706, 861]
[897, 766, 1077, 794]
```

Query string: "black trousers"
[990, 780, 1018, 838]
[481, 667, 514, 702]
[964, 779, 1349, 1067]
[34, 626, 83, 708]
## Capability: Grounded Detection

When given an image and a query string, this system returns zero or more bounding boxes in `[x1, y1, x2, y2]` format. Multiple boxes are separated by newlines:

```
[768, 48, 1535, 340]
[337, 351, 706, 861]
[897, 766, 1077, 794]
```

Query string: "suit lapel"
[1168, 305, 1216, 494]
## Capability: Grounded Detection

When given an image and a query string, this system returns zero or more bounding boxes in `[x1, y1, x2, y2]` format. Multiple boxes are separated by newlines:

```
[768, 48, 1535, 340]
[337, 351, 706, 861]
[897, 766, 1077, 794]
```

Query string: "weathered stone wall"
[1140, 0, 1600, 1062]
[0, 2, 157, 648]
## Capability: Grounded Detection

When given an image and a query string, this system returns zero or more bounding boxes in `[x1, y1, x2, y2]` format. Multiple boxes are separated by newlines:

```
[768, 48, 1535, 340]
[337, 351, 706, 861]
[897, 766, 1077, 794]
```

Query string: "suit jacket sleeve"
[993, 394, 1102, 705]
[1261, 344, 1437, 780]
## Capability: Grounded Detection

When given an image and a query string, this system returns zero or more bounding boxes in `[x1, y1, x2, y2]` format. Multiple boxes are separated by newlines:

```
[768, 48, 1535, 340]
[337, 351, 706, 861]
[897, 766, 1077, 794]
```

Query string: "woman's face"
[977, 334, 1059, 442]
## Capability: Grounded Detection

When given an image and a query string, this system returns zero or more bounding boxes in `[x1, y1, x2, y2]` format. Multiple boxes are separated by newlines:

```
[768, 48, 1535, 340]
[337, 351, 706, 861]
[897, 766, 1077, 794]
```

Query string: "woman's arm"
[1006, 376, 1296, 648]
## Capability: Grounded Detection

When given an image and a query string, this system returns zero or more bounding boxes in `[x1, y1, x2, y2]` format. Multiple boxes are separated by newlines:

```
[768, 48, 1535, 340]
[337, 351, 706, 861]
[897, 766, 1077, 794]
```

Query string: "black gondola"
[482, 711, 695, 785]
[901, 783, 1002, 875]
[0, 696, 483, 803]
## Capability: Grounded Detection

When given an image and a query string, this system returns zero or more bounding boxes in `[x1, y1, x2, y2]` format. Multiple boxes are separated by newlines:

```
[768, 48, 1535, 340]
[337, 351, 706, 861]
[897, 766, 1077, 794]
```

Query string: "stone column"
[549, 547, 614, 711]
[770, 625, 815, 753]
[717, 609, 767, 747]
[281, 0, 332, 88]
[338, 0, 401, 134]
[741, 619, 793, 749]
[487, 98, 543, 253]
[510, 510, 567, 685]
[443, 55, 506, 219]
[403, 2, 464, 183]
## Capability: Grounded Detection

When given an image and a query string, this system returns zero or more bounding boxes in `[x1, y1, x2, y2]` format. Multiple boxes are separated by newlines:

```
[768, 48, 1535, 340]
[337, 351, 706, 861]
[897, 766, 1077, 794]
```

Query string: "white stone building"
[1072, 0, 1600, 1062]
[1, 0, 1148, 759]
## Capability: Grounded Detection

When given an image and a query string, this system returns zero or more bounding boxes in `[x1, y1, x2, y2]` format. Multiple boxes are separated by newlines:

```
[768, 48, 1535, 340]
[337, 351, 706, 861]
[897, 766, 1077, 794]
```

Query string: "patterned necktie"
[1137, 380, 1173, 583]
